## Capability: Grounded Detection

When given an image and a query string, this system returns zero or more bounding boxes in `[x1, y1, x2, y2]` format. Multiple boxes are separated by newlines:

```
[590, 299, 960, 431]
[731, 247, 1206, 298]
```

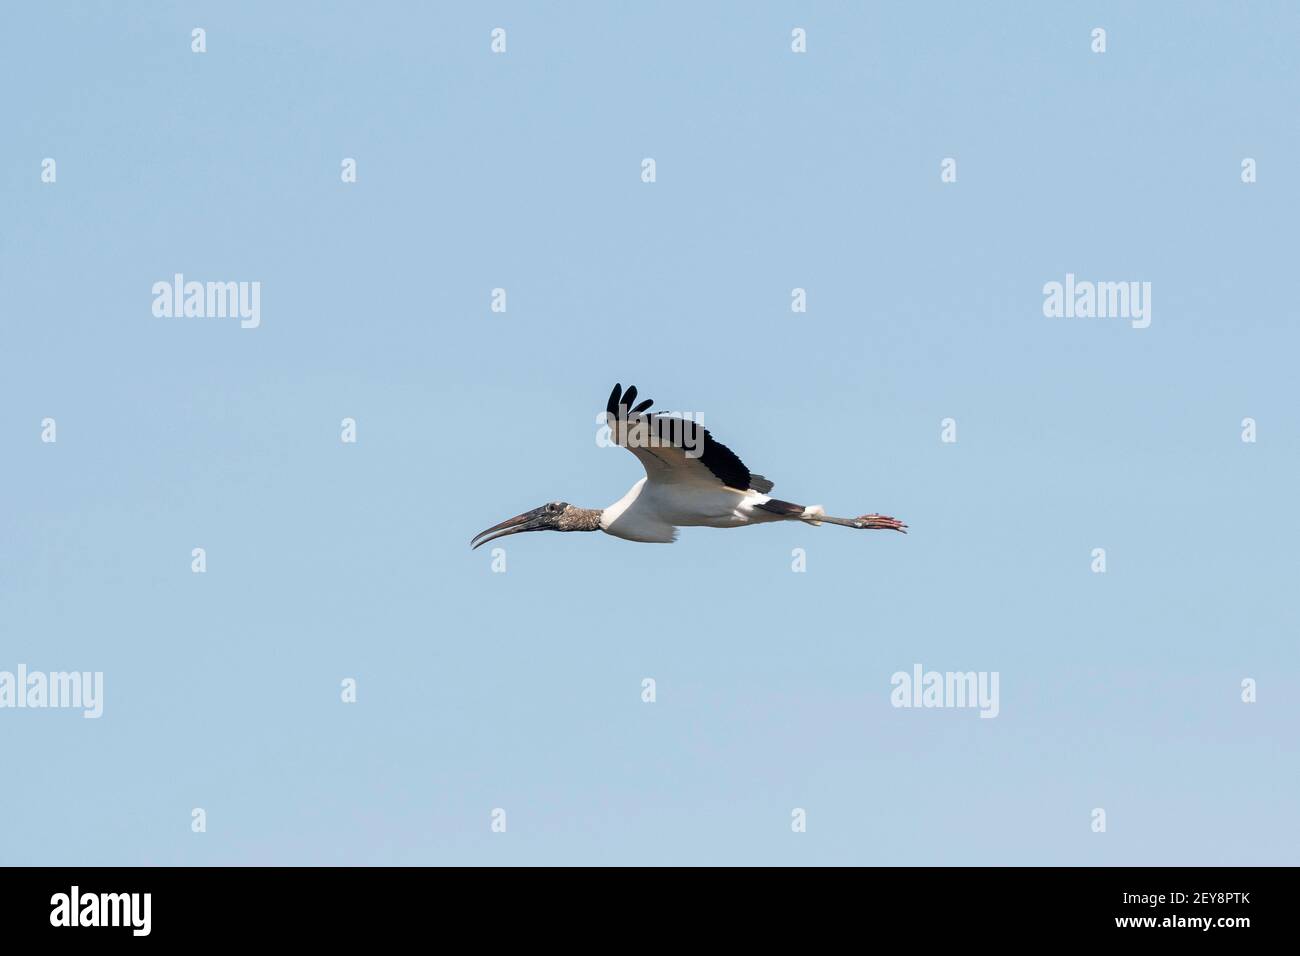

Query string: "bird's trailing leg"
[815, 512, 908, 533]
[798, 505, 906, 532]
[757, 500, 907, 533]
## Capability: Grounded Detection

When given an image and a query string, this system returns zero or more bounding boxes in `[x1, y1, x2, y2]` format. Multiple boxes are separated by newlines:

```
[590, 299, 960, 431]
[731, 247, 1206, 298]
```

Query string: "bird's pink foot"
[855, 513, 908, 533]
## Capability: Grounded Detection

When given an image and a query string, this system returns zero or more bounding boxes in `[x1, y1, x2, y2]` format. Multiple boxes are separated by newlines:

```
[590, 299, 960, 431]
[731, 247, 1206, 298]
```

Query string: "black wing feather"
[690, 427, 752, 489]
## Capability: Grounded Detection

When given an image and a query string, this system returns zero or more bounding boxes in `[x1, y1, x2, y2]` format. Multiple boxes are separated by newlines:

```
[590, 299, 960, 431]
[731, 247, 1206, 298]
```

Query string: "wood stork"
[471, 384, 907, 549]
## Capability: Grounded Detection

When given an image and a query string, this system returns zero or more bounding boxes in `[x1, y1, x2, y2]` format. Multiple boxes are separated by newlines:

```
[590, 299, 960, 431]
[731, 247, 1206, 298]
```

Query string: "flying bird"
[471, 384, 907, 549]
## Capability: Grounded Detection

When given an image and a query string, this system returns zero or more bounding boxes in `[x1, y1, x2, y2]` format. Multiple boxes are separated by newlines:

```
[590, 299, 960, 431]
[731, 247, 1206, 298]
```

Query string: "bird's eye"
[548, 502, 562, 513]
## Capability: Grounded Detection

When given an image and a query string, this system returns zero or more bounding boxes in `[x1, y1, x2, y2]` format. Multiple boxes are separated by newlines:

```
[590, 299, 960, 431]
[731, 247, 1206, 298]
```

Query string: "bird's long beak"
[470, 506, 551, 550]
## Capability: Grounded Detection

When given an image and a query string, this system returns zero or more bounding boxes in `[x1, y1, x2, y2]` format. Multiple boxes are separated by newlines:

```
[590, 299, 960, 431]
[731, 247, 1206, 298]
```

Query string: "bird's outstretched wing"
[604, 383, 774, 493]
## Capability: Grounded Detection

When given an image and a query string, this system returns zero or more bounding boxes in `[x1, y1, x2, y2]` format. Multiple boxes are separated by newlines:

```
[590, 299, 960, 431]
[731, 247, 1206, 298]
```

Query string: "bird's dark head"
[470, 501, 600, 549]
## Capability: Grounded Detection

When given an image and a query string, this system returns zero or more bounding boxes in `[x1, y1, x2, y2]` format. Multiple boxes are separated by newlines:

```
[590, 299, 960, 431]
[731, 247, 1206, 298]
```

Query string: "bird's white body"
[601, 477, 789, 543]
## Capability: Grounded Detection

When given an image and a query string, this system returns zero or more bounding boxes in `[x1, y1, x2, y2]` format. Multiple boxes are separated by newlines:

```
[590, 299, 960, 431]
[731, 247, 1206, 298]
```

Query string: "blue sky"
[2, 2, 1297, 865]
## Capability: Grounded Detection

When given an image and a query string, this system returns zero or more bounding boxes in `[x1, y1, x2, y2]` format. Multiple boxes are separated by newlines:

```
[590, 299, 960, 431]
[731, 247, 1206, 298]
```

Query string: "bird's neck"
[559, 507, 603, 532]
